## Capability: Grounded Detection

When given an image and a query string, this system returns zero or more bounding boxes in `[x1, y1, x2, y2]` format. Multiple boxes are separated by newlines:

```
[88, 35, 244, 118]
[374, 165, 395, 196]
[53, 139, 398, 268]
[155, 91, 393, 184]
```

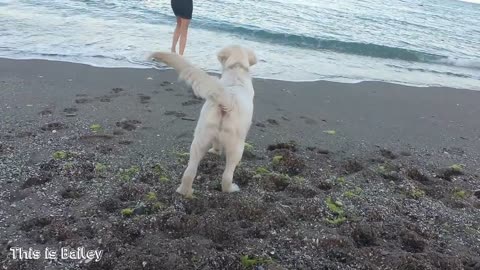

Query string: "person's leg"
[178, 18, 190, 56]
[171, 17, 182, 53]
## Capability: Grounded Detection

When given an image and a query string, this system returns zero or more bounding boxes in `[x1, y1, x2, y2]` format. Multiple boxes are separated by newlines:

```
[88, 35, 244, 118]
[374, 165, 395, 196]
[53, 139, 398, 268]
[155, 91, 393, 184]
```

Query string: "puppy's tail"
[150, 52, 232, 110]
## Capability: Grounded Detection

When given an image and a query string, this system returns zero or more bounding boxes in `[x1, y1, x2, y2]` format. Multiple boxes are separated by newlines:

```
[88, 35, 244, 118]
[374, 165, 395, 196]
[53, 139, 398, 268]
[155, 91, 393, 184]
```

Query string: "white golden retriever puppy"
[151, 45, 257, 198]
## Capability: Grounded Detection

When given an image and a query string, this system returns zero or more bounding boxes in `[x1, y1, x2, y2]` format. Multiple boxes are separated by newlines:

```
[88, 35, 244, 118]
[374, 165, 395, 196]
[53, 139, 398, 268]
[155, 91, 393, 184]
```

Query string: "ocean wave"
[195, 20, 444, 61]
[386, 64, 474, 78]
[193, 20, 480, 70]
[0, 49, 150, 67]
[434, 57, 480, 70]
[10, 0, 478, 72]
[458, 0, 480, 4]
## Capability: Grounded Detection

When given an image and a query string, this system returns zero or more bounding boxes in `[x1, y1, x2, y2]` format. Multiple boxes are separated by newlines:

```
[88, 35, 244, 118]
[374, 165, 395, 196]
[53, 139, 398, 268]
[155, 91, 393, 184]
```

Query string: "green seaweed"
[240, 255, 272, 268]
[272, 155, 283, 165]
[175, 151, 190, 164]
[121, 208, 134, 217]
[119, 166, 140, 181]
[255, 167, 270, 175]
[153, 163, 166, 175]
[408, 188, 426, 199]
[376, 163, 401, 181]
[244, 142, 254, 152]
[323, 130, 336, 135]
[152, 202, 165, 211]
[144, 191, 164, 213]
[90, 124, 103, 133]
[453, 189, 468, 200]
[344, 187, 363, 198]
[344, 191, 354, 198]
[153, 163, 169, 182]
[95, 163, 107, 173]
[326, 197, 344, 215]
[326, 216, 347, 225]
[269, 173, 291, 187]
[336, 177, 346, 185]
[53, 150, 70, 160]
[145, 191, 158, 202]
[63, 162, 74, 170]
[293, 176, 305, 184]
[325, 197, 347, 226]
[450, 164, 464, 173]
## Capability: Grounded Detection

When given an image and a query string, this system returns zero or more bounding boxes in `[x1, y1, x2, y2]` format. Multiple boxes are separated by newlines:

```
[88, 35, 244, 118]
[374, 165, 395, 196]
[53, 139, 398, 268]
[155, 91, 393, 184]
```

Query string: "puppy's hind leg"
[221, 139, 244, 193]
[177, 135, 211, 198]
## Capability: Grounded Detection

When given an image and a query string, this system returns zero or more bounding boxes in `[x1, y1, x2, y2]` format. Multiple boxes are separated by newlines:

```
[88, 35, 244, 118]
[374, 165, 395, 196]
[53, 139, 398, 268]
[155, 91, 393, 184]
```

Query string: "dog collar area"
[226, 63, 249, 72]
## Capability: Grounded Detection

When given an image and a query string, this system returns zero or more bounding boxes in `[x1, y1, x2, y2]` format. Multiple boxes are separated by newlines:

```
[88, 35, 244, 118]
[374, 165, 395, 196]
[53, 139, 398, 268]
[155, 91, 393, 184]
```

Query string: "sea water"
[0, 0, 479, 90]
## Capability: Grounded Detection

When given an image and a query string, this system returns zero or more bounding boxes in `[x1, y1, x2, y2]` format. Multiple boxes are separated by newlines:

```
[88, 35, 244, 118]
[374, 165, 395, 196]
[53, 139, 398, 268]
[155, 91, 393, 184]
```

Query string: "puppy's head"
[217, 45, 257, 70]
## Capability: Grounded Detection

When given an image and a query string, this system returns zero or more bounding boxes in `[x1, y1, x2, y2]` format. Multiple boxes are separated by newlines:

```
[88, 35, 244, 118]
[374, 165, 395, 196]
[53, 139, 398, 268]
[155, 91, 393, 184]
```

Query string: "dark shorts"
[171, 0, 193, 20]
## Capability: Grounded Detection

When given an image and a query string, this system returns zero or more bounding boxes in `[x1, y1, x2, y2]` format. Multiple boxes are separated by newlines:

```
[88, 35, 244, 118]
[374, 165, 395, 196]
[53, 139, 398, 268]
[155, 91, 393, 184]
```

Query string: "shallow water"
[0, 0, 479, 90]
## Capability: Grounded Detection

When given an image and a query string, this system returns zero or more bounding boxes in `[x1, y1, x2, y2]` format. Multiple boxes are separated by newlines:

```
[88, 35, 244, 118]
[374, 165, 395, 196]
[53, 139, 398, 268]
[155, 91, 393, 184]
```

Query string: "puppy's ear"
[217, 47, 231, 65]
[246, 48, 257, 66]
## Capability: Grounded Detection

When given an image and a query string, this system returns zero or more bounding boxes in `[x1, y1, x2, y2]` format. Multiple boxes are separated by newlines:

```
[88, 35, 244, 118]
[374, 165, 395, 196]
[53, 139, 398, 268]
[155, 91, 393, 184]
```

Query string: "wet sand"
[1, 58, 479, 270]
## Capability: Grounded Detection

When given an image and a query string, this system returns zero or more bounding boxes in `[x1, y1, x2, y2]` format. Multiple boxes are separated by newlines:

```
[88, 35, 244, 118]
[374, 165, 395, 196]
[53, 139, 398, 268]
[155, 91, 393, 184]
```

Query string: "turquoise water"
[0, 0, 479, 89]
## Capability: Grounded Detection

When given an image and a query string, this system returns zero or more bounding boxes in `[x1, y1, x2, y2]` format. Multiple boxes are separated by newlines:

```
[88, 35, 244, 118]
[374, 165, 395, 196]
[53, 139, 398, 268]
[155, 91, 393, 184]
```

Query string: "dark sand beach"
[1, 58, 479, 269]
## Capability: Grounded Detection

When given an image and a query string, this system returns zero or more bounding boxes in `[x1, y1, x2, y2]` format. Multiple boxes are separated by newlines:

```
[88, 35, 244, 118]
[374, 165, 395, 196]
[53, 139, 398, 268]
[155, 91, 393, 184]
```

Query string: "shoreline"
[1, 57, 480, 160]
[2, 56, 479, 91]
[1, 57, 480, 269]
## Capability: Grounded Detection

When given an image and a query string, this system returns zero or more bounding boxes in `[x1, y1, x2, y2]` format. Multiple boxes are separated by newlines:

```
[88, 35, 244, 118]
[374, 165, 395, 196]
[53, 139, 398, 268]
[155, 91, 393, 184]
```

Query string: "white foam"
[436, 57, 480, 70]
[458, 0, 480, 4]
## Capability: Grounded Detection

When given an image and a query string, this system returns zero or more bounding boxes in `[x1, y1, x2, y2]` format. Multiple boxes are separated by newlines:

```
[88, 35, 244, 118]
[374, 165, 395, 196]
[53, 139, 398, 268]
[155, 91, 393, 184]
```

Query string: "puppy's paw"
[176, 185, 194, 198]
[208, 148, 221, 155]
[222, 183, 240, 193]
